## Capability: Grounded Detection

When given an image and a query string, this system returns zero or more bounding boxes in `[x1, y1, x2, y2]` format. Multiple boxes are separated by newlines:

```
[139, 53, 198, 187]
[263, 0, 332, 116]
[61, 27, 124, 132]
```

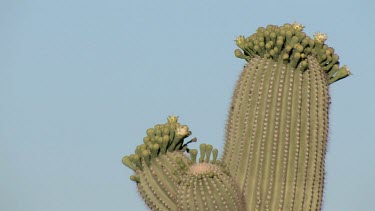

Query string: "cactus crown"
[234, 22, 350, 84]
[177, 144, 221, 174]
[122, 116, 196, 173]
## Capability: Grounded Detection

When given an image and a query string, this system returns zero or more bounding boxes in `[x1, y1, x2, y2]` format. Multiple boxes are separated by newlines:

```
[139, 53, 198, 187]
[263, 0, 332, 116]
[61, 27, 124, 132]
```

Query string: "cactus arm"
[121, 116, 194, 211]
[223, 23, 348, 211]
[224, 56, 330, 210]
[177, 144, 246, 211]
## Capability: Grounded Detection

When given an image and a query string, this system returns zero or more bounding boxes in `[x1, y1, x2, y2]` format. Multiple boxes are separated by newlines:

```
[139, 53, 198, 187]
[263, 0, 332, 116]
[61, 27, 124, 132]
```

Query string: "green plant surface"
[177, 144, 246, 211]
[222, 23, 349, 211]
[122, 116, 195, 210]
[122, 23, 350, 211]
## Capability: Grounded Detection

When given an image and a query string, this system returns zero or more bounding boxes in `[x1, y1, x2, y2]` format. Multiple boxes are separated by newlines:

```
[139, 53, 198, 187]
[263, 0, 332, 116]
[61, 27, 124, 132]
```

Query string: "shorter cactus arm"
[177, 144, 246, 211]
[122, 116, 195, 211]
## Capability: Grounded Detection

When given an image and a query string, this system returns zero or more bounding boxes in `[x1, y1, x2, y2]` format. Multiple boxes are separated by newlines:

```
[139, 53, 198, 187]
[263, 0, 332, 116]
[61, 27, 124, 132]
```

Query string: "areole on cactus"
[122, 22, 349, 211]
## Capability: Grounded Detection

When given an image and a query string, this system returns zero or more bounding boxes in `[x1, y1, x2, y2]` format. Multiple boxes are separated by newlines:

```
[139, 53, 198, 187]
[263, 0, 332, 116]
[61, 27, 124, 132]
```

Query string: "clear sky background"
[1, 0, 374, 211]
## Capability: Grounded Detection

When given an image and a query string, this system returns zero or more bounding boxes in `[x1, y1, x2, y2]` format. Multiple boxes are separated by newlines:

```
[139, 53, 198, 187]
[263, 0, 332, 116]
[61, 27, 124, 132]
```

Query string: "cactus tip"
[176, 125, 189, 136]
[188, 162, 217, 176]
[292, 22, 304, 31]
[235, 35, 246, 48]
[314, 32, 328, 43]
[329, 65, 351, 84]
[167, 115, 179, 124]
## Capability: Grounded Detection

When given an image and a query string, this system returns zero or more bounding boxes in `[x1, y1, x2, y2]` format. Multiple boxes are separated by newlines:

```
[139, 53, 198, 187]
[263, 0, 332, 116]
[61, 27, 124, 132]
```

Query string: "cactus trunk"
[223, 55, 329, 210]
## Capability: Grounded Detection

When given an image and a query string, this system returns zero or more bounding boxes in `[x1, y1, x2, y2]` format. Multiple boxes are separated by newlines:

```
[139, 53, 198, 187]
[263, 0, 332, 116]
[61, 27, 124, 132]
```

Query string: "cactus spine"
[122, 23, 349, 211]
[223, 23, 349, 210]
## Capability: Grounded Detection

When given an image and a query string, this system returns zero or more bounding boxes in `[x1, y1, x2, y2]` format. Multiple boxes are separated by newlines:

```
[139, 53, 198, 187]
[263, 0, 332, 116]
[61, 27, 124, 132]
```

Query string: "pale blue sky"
[1, 1, 374, 211]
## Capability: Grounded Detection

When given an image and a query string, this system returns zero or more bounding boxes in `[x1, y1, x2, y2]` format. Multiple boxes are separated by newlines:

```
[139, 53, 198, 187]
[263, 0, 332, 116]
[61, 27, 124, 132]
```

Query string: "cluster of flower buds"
[234, 23, 350, 84]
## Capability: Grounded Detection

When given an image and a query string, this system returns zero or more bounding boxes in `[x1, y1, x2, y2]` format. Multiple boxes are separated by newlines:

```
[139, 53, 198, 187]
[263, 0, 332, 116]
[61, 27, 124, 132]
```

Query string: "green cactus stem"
[177, 144, 246, 211]
[223, 23, 349, 211]
[122, 116, 195, 211]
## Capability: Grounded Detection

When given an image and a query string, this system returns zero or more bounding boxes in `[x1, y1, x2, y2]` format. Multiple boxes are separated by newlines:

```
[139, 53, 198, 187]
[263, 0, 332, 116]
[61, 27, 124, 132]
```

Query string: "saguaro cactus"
[122, 23, 349, 211]
[223, 23, 349, 211]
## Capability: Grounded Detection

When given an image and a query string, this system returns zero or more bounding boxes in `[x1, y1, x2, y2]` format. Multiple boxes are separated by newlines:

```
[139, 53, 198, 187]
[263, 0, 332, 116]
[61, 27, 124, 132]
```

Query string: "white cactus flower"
[314, 32, 328, 43]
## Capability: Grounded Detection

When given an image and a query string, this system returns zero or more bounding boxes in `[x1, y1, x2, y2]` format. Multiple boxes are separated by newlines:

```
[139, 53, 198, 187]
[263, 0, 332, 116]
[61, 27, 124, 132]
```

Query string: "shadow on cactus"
[122, 22, 349, 211]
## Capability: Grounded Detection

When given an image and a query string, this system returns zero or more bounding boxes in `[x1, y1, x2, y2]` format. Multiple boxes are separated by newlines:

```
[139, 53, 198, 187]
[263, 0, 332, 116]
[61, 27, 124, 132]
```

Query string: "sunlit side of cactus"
[222, 23, 349, 211]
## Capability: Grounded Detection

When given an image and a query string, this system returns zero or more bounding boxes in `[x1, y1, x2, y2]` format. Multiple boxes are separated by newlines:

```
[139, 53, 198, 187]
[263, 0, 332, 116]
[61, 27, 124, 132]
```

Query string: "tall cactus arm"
[222, 23, 349, 211]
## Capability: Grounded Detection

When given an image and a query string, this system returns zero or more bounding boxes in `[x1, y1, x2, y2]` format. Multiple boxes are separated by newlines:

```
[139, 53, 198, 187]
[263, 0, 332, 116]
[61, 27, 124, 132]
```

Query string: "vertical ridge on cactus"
[276, 63, 302, 211]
